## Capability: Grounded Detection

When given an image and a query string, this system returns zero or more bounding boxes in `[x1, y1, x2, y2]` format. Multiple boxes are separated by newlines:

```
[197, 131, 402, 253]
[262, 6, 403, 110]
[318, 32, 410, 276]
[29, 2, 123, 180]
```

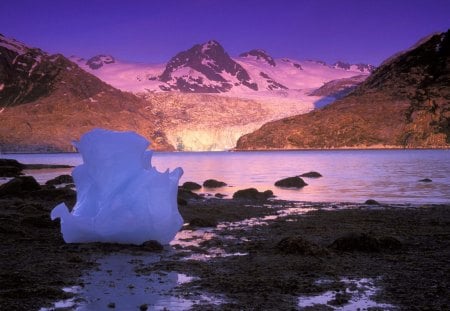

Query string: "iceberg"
[51, 128, 183, 245]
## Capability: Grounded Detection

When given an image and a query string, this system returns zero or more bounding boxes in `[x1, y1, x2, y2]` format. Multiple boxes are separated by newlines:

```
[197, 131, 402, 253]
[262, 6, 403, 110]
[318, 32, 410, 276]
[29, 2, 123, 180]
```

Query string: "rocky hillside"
[236, 30, 450, 149]
[0, 34, 172, 152]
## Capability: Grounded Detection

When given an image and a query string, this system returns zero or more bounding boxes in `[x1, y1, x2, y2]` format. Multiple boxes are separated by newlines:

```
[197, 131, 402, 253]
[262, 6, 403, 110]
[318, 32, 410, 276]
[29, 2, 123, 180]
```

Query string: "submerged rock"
[203, 179, 227, 188]
[0, 159, 25, 177]
[274, 176, 307, 188]
[181, 181, 202, 190]
[364, 199, 380, 205]
[418, 178, 432, 182]
[299, 171, 322, 178]
[232, 188, 274, 200]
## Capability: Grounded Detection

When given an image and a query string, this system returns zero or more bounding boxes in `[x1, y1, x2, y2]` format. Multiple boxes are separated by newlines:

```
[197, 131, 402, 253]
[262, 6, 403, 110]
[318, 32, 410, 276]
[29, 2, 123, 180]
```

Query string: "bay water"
[3, 149, 450, 204]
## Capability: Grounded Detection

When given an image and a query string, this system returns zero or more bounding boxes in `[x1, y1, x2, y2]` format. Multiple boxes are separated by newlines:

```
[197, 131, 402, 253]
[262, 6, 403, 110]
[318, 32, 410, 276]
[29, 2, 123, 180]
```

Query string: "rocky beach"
[1, 160, 449, 310]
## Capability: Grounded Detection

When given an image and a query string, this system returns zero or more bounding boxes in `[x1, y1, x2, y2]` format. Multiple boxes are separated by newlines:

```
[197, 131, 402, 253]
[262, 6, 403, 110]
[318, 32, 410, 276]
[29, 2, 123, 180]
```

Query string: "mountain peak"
[239, 49, 276, 66]
[158, 40, 257, 92]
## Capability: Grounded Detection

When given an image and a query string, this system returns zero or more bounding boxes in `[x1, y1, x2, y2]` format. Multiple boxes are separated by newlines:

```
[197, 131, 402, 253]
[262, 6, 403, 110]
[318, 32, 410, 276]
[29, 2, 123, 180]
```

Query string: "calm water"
[3, 150, 450, 204]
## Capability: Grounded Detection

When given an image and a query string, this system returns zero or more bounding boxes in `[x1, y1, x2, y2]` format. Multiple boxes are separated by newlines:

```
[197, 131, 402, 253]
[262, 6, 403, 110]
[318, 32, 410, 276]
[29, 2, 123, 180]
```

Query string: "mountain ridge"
[236, 30, 450, 150]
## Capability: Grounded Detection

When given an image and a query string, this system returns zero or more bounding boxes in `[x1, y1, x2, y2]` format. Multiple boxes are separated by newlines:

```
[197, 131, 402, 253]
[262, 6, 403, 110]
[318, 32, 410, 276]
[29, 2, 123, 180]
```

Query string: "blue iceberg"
[51, 129, 183, 245]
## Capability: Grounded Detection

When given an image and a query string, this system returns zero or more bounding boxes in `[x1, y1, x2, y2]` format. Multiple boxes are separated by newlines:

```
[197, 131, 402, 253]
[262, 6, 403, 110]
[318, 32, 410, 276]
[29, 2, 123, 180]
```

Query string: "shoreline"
[1, 146, 450, 155]
[1, 182, 449, 310]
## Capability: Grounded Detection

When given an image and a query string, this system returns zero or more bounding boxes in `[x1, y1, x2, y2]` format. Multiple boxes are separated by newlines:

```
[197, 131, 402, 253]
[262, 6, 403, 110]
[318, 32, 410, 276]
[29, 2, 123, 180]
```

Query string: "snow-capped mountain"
[73, 40, 374, 100]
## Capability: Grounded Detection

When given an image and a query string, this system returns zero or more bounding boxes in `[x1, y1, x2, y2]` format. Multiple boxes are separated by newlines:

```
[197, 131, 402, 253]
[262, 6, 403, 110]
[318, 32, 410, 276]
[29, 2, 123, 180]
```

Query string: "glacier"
[51, 128, 183, 245]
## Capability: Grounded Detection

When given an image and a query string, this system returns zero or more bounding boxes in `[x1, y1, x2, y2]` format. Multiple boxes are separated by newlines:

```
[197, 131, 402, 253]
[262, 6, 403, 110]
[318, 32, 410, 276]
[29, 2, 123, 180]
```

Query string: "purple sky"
[1, 0, 449, 65]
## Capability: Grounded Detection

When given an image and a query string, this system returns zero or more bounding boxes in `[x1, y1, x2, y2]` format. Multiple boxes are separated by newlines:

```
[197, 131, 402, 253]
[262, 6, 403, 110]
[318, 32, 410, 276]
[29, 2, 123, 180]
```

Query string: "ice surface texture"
[51, 129, 183, 245]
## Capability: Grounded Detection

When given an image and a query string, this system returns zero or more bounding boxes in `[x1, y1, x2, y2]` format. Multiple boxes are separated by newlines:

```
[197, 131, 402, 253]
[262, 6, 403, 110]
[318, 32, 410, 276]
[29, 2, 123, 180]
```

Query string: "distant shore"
[1, 146, 450, 155]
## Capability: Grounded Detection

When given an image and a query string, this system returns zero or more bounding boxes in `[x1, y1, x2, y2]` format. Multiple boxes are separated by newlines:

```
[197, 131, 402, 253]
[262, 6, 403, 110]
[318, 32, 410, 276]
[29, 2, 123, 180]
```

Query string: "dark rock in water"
[181, 181, 202, 190]
[232, 188, 273, 200]
[0, 176, 41, 196]
[215, 193, 227, 198]
[299, 171, 322, 178]
[365, 199, 380, 205]
[418, 178, 432, 182]
[189, 217, 218, 228]
[203, 179, 227, 188]
[141, 240, 164, 251]
[178, 187, 201, 202]
[275, 176, 307, 188]
[276, 236, 328, 255]
[0, 165, 23, 177]
[0, 159, 25, 177]
[329, 232, 402, 252]
[45, 174, 74, 186]
[0, 158, 25, 169]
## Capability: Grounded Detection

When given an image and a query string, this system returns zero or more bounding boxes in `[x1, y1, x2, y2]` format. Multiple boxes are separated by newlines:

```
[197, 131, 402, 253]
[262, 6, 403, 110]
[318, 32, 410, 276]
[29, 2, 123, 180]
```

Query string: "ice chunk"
[51, 128, 183, 245]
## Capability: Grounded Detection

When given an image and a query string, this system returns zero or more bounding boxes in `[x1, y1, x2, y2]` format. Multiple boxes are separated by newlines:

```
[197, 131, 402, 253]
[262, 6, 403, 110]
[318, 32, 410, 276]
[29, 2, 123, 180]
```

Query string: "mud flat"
[0, 183, 449, 310]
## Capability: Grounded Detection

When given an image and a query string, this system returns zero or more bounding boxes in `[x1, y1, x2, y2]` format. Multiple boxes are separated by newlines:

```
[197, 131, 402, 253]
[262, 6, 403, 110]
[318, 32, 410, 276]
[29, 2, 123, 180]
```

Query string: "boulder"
[232, 188, 273, 200]
[274, 176, 307, 188]
[178, 187, 201, 202]
[364, 199, 380, 205]
[45, 174, 74, 186]
[300, 171, 322, 178]
[0, 176, 41, 196]
[203, 179, 227, 188]
[214, 193, 227, 198]
[181, 181, 202, 190]
[0, 159, 25, 177]
[418, 178, 432, 182]
[276, 236, 328, 255]
[328, 232, 402, 252]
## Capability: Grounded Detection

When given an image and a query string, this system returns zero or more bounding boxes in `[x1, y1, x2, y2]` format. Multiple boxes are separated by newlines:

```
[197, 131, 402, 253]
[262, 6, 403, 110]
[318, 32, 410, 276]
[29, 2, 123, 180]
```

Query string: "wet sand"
[1, 186, 449, 310]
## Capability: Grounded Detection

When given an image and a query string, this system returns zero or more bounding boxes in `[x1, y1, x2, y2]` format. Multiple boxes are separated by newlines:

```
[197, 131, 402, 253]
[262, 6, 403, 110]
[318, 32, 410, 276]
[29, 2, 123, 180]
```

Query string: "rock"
[276, 236, 327, 255]
[378, 236, 402, 250]
[0, 159, 25, 177]
[232, 188, 273, 200]
[329, 232, 402, 252]
[189, 217, 218, 228]
[419, 178, 432, 182]
[0, 159, 25, 169]
[141, 240, 164, 251]
[274, 176, 307, 188]
[203, 179, 227, 188]
[299, 171, 322, 178]
[215, 193, 227, 198]
[178, 187, 201, 201]
[139, 304, 149, 311]
[364, 199, 380, 205]
[181, 181, 202, 190]
[0, 165, 23, 177]
[45, 174, 74, 186]
[0, 176, 41, 196]
[329, 232, 380, 252]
